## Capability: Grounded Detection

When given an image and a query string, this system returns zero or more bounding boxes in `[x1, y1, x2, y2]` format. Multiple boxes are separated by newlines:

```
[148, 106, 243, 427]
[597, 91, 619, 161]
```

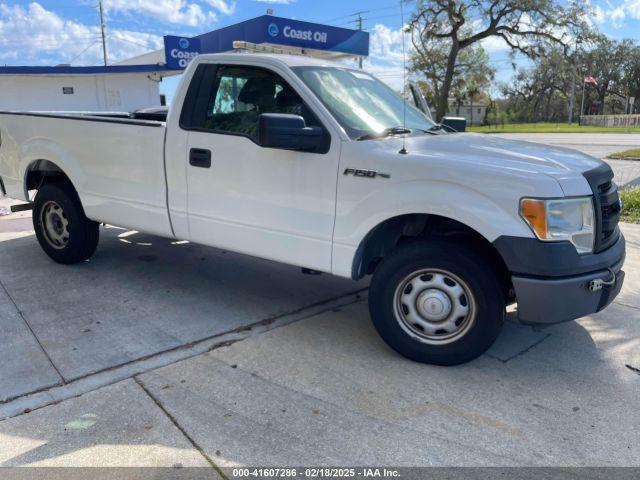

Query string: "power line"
[69, 42, 100, 64]
[107, 35, 153, 49]
[344, 12, 405, 26]
[315, 3, 401, 26]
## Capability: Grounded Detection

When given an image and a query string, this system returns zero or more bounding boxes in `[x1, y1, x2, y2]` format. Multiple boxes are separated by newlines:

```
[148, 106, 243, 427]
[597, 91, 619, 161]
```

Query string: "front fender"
[331, 180, 537, 278]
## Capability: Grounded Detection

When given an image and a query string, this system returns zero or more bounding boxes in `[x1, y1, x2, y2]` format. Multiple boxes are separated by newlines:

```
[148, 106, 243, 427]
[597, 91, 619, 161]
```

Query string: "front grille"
[598, 181, 612, 193]
[583, 164, 621, 253]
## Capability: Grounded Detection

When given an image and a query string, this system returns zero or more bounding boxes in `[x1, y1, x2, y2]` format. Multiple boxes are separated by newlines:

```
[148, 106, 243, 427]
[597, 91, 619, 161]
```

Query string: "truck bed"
[0, 111, 173, 238]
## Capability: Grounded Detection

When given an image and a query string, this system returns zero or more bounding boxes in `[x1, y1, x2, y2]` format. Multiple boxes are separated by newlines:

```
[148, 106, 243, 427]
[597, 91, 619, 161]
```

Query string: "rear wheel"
[33, 181, 99, 264]
[368, 239, 505, 366]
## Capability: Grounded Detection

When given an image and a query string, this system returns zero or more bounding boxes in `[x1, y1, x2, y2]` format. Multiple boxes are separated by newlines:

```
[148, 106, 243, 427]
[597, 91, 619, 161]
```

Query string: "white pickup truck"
[0, 53, 625, 365]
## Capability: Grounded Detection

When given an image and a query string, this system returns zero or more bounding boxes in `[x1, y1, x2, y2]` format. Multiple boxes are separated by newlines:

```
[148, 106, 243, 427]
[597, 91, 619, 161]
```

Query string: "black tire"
[368, 239, 505, 366]
[33, 181, 99, 264]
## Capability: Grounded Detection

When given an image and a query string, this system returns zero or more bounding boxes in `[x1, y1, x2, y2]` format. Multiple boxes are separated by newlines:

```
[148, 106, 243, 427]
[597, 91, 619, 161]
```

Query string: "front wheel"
[33, 181, 99, 264]
[368, 239, 505, 366]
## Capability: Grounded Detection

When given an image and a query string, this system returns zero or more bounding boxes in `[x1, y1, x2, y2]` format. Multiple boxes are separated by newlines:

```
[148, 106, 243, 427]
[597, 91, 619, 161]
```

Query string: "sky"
[1, 0, 639, 102]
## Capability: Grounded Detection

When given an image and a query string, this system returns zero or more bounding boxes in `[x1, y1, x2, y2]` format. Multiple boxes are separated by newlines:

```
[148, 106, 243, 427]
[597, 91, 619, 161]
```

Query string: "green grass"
[621, 187, 640, 224]
[469, 122, 640, 134]
[607, 148, 640, 160]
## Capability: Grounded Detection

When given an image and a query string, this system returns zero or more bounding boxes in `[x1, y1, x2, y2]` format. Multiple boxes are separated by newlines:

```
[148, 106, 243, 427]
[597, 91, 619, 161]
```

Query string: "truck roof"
[194, 52, 350, 69]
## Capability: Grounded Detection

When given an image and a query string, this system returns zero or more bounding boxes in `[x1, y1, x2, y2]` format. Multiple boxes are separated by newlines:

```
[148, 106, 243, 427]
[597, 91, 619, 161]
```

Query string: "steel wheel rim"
[393, 268, 476, 345]
[41, 201, 69, 250]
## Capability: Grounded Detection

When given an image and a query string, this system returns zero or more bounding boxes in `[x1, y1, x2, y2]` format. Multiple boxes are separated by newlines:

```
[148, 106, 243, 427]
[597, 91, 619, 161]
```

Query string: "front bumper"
[495, 233, 626, 324]
[512, 257, 625, 325]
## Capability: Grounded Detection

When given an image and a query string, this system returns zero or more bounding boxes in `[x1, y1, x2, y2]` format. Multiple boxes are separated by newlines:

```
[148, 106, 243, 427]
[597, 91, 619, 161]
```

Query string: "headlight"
[520, 197, 595, 254]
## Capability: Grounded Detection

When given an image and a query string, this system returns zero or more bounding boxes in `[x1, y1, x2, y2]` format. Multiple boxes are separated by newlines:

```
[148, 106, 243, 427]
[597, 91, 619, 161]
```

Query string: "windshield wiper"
[428, 123, 456, 133]
[357, 127, 412, 141]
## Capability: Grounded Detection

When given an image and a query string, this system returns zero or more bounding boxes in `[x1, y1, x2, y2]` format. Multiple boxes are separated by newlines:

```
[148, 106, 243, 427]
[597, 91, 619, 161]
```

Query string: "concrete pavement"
[0, 214, 365, 401]
[0, 379, 213, 468]
[135, 224, 639, 466]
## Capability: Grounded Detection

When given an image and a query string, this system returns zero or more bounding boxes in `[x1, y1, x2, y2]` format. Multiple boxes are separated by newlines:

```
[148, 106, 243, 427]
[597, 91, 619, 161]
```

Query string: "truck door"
[180, 64, 340, 272]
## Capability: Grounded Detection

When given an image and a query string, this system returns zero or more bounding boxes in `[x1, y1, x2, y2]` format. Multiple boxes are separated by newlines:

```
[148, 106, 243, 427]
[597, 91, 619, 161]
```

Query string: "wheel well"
[352, 214, 513, 301]
[25, 160, 71, 194]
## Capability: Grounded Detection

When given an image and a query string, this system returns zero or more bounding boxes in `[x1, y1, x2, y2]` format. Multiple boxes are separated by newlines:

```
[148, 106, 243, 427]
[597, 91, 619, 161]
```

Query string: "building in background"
[0, 15, 369, 113]
[0, 65, 165, 112]
[439, 102, 488, 126]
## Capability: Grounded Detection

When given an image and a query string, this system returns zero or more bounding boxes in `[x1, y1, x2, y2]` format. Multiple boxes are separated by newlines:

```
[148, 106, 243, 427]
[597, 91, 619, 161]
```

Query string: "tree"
[500, 48, 575, 122]
[497, 38, 640, 122]
[623, 47, 640, 113]
[411, 41, 495, 117]
[407, 0, 593, 120]
[578, 37, 637, 115]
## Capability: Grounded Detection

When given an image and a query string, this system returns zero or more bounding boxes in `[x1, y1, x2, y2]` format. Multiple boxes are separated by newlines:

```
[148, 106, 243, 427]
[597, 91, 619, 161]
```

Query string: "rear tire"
[33, 181, 99, 264]
[368, 239, 505, 366]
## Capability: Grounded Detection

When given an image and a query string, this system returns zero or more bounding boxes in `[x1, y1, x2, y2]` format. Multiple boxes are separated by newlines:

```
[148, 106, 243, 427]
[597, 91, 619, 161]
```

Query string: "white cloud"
[369, 24, 407, 64]
[364, 24, 410, 90]
[204, 0, 236, 15]
[103, 0, 217, 27]
[0, 2, 162, 65]
[610, 4, 627, 22]
[480, 35, 510, 53]
[592, 4, 607, 24]
[622, 0, 640, 18]
[590, 0, 640, 27]
[253, 0, 297, 4]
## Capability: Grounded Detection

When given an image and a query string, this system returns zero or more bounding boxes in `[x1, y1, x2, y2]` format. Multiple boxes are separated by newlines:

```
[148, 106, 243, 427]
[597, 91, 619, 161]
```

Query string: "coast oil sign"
[268, 22, 328, 44]
[164, 36, 202, 70]
[260, 17, 369, 56]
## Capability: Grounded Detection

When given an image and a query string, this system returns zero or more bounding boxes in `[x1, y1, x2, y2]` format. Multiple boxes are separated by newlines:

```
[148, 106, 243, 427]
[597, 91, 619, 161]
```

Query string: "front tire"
[33, 181, 99, 264]
[368, 239, 505, 366]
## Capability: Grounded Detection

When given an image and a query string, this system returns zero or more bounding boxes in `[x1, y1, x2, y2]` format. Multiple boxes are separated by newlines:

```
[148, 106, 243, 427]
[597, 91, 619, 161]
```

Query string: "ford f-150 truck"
[0, 53, 626, 365]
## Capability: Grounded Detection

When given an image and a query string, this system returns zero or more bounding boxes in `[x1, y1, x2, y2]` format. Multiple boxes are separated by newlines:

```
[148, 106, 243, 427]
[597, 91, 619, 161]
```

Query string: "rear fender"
[19, 139, 83, 199]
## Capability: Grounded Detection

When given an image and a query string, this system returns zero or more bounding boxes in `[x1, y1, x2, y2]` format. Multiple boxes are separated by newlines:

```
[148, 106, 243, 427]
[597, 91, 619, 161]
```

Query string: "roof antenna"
[399, 0, 408, 155]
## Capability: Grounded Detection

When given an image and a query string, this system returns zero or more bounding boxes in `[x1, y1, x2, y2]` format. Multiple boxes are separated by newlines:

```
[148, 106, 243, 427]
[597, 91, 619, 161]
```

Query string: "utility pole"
[98, 0, 108, 66]
[579, 80, 586, 126]
[568, 70, 576, 124]
[357, 14, 363, 69]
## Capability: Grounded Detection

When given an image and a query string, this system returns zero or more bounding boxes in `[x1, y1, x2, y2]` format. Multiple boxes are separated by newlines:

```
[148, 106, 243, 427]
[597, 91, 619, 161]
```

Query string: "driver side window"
[189, 65, 319, 143]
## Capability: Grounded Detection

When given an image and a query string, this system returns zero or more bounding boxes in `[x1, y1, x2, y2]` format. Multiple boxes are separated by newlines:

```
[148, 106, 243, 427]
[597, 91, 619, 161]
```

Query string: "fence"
[580, 114, 640, 127]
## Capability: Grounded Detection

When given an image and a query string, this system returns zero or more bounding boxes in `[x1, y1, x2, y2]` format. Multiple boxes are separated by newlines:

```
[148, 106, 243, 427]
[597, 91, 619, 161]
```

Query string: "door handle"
[189, 148, 211, 168]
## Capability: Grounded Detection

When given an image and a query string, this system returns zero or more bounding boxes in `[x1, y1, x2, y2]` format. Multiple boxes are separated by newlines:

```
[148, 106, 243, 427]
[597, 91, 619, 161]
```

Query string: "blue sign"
[164, 35, 201, 70]
[256, 16, 369, 56]
[194, 15, 369, 58]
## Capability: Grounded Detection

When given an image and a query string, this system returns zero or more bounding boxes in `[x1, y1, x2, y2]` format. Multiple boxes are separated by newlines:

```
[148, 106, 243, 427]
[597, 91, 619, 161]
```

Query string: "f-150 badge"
[343, 168, 390, 179]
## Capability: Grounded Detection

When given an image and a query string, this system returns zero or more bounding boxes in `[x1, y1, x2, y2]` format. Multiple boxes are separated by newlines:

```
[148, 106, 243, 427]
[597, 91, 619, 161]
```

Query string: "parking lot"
[1, 134, 639, 469]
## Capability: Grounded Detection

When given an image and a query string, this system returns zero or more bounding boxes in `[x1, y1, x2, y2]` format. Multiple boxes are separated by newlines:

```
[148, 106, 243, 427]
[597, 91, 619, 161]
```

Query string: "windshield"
[293, 66, 436, 140]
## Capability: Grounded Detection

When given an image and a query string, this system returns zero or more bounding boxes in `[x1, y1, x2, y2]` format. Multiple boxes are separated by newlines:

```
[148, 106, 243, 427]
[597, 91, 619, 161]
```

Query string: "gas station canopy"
[124, 14, 370, 75]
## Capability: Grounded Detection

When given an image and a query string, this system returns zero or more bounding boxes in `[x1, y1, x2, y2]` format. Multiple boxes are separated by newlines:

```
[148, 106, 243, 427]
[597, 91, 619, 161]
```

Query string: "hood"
[387, 132, 605, 195]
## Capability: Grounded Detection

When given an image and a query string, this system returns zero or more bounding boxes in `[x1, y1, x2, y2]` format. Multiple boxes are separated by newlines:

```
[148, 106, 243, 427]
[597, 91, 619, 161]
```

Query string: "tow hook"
[588, 268, 617, 292]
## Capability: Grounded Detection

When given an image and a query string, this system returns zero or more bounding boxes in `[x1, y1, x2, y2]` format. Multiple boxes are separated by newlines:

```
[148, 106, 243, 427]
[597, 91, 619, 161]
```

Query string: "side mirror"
[441, 116, 467, 132]
[259, 114, 323, 152]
